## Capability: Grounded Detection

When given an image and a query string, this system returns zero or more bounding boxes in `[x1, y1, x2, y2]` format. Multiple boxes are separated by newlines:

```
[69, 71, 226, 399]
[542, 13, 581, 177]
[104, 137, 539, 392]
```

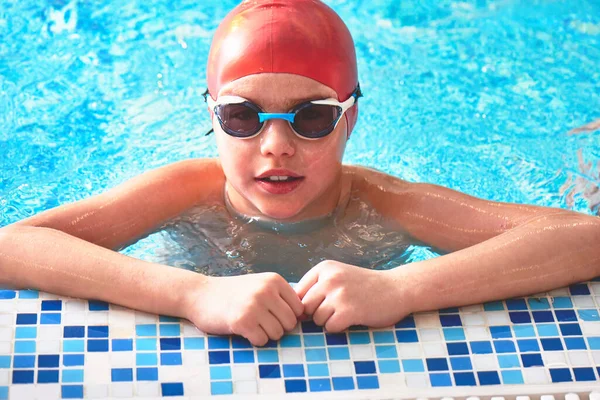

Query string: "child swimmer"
[1, 0, 600, 346]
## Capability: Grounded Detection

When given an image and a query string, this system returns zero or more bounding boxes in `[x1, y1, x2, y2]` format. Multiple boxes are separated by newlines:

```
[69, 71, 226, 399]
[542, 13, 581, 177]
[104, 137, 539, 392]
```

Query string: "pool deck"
[2, 279, 600, 399]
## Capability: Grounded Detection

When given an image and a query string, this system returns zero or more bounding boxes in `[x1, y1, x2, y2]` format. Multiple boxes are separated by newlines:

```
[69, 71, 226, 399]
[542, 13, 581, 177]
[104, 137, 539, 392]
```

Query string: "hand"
[294, 260, 410, 332]
[185, 273, 304, 346]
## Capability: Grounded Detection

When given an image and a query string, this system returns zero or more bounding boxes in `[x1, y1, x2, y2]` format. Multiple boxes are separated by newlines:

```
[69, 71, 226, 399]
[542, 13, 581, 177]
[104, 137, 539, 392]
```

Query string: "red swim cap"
[207, 0, 359, 135]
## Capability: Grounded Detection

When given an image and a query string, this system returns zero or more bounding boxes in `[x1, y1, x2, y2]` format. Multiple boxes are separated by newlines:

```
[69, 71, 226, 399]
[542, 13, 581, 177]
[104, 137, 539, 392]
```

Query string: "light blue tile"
[513, 324, 535, 338]
[443, 328, 465, 341]
[307, 363, 329, 377]
[378, 359, 400, 373]
[327, 347, 349, 361]
[257, 350, 278, 363]
[578, 310, 600, 321]
[136, 339, 156, 351]
[210, 366, 232, 380]
[483, 301, 504, 311]
[14, 341, 35, 353]
[372, 331, 395, 344]
[15, 327, 36, 339]
[18, 290, 39, 299]
[159, 324, 180, 337]
[211, 381, 233, 395]
[501, 370, 524, 384]
[375, 345, 397, 359]
[62, 369, 84, 383]
[306, 348, 328, 362]
[402, 359, 424, 372]
[63, 340, 85, 353]
[184, 338, 205, 350]
[536, 324, 559, 337]
[349, 332, 370, 345]
[498, 354, 520, 368]
[303, 335, 325, 347]
[0, 356, 10, 369]
[136, 325, 157, 337]
[587, 337, 600, 350]
[527, 298, 550, 310]
[280, 335, 301, 348]
[136, 353, 158, 366]
[552, 297, 573, 309]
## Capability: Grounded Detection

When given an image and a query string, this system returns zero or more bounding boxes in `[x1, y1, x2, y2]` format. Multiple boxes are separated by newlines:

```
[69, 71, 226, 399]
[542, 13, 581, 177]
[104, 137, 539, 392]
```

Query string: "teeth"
[267, 176, 291, 181]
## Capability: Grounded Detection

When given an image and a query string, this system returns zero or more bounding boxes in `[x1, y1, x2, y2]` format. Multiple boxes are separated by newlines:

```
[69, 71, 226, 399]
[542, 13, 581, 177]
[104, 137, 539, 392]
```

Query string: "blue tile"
[565, 337, 587, 350]
[470, 341, 492, 354]
[38, 354, 59, 368]
[18, 290, 38, 299]
[183, 338, 204, 350]
[326, 333, 348, 346]
[208, 351, 230, 365]
[231, 336, 252, 349]
[355, 361, 376, 374]
[372, 331, 395, 344]
[521, 353, 543, 367]
[259, 364, 281, 378]
[136, 353, 157, 366]
[555, 309, 577, 322]
[136, 367, 158, 381]
[454, 372, 476, 386]
[61, 385, 84, 399]
[348, 325, 369, 331]
[62, 369, 84, 383]
[40, 313, 61, 325]
[569, 283, 590, 295]
[13, 355, 35, 368]
[0, 356, 11, 369]
[285, 379, 307, 393]
[550, 368, 572, 382]
[280, 335, 301, 347]
[327, 347, 349, 360]
[159, 316, 179, 323]
[483, 301, 504, 311]
[304, 335, 325, 347]
[478, 371, 501, 385]
[14, 341, 35, 353]
[430, 373, 452, 387]
[402, 359, 425, 372]
[283, 364, 305, 378]
[159, 324, 180, 337]
[63, 326, 84, 338]
[309, 378, 331, 392]
[578, 309, 600, 321]
[41, 300, 62, 311]
[541, 338, 563, 351]
[16, 314, 37, 325]
[493, 340, 516, 353]
[210, 381, 233, 395]
[15, 327, 36, 339]
[440, 315, 462, 327]
[490, 326, 512, 339]
[498, 355, 520, 368]
[306, 349, 328, 362]
[208, 336, 230, 349]
[162, 382, 184, 396]
[447, 342, 469, 356]
[509, 312, 531, 324]
[552, 297, 573, 308]
[356, 375, 379, 389]
[112, 339, 133, 352]
[136, 325, 157, 337]
[513, 324, 535, 337]
[88, 301, 109, 311]
[0, 291, 15, 299]
[527, 298, 550, 310]
[307, 363, 329, 377]
[12, 370, 34, 384]
[588, 337, 600, 350]
[532, 311, 554, 323]
[378, 359, 400, 373]
[332, 377, 354, 391]
[450, 357, 472, 371]
[349, 332, 370, 345]
[536, 323, 559, 337]
[301, 321, 323, 333]
[506, 298, 527, 310]
[160, 352, 182, 365]
[560, 323, 582, 336]
[257, 350, 278, 363]
[426, 358, 449, 372]
[375, 345, 397, 359]
[573, 367, 596, 381]
[443, 328, 465, 341]
[395, 330, 418, 343]
[210, 366, 231, 380]
[37, 370, 59, 383]
[233, 350, 254, 363]
[517, 339, 539, 352]
[87, 339, 109, 352]
[501, 370, 524, 384]
[160, 338, 181, 351]
[395, 315, 415, 328]
[111, 368, 133, 382]
[64, 339, 85, 352]
[62, 354, 84, 367]
[262, 340, 278, 348]
[136, 339, 156, 351]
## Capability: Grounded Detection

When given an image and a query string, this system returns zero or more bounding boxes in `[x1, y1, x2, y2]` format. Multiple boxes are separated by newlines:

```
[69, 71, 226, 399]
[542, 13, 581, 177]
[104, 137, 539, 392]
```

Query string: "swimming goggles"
[203, 85, 362, 139]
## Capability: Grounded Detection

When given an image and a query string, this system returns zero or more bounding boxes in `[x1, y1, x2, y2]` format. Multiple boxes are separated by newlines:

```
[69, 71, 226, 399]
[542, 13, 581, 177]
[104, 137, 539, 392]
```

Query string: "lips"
[255, 169, 305, 195]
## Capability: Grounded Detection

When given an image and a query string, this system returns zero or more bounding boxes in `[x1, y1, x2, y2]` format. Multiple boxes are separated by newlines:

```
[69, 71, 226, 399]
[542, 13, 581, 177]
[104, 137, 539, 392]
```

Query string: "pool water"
[1, 0, 599, 261]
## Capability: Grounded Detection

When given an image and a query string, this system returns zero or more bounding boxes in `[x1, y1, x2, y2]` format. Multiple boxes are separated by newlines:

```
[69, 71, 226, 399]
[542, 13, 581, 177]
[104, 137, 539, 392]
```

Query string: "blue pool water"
[1, 0, 599, 232]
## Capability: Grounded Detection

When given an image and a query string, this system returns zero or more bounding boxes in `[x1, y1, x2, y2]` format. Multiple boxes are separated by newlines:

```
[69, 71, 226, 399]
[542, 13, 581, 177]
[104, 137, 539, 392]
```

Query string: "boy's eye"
[228, 106, 255, 121]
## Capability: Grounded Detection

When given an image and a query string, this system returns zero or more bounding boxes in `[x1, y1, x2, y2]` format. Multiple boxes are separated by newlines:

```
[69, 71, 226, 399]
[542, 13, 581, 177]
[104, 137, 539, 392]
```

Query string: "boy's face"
[213, 73, 349, 221]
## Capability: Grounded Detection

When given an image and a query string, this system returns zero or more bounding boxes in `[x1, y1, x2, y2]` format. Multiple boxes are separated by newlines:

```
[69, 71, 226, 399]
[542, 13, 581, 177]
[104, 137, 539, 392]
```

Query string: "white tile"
[590, 283, 600, 294]
[0, 327, 12, 341]
[405, 373, 428, 388]
[234, 380, 258, 394]
[568, 351, 592, 367]
[523, 367, 549, 384]
[591, 351, 600, 364]
[182, 324, 204, 337]
[111, 382, 134, 398]
[330, 361, 353, 376]
[414, 313, 441, 328]
[465, 326, 489, 340]
[581, 322, 600, 335]
[63, 312, 86, 324]
[0, 370, 9, 384]
[461, 304, 484, 313]
[280, 348, 303, 363]
[472, 355, 497, 370]
[0, 313, 13, 326]
[135, 382, 160, 397]
[542, 351, 567, 367]
[182, 351, 206, 367]
[0, 341, 11, 354]
[159, 366, 190, 381]
[485, 311, 510, 325]
[87, 313, 109, 325]
[462, 313, 486, 326]
[422, 342, 447, 357]
[109, 309, 135, 325]
[86, 384, 109, 399]
[419, 328, 442, 342]
[65, 300, 86, 312]
[37, 340, 60, 353]
[9, 385, 37, 400]
[38, 326, 61, 339]
[84, 353, 111, 384]
[111, 325, 135, 338]
[573, 296, 595, 308]
[0, 302, 15, 312]
[135, 313, 157, 324]
[549, 288, 569, 297]
[35, 383, 60, 399]
[378, 372, 406, 389]
[397, 344, 422, 358]
[350, 345, 374, 360]
[16, 301, 38, 312]
[258, 379, 284, 394]
[232, 365, 256, 380]
[110, 352, 135, 367]
[183, 378, 211, 396]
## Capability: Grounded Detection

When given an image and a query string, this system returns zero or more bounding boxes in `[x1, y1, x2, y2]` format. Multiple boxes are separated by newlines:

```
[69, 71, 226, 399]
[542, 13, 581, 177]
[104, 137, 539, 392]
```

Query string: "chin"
[258, 202, 304, 221]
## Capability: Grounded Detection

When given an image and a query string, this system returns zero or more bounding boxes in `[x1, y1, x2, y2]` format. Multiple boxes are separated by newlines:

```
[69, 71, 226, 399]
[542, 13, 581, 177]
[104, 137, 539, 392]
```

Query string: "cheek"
[215, 135, 253, 180]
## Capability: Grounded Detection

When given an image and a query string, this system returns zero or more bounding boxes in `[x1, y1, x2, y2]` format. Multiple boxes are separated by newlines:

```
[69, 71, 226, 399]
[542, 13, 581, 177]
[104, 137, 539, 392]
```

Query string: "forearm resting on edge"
[0, 225, 204, 319]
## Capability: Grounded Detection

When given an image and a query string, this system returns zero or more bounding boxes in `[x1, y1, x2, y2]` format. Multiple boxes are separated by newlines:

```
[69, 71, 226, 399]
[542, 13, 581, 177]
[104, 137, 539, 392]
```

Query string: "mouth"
[255, 171, 305, 195]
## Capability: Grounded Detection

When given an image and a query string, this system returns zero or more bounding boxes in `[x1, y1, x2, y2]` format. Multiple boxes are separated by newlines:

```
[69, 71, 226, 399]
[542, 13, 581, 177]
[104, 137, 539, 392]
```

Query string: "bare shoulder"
[342, 164, 412, 200]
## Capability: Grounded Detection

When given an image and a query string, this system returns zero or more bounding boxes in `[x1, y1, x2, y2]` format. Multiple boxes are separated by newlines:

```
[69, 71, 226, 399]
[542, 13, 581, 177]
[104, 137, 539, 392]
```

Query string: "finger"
[324, 312, 350, 333]
[269, 296, 299, 332]
[279, 283, 304, 317]
[301, 283, 326, 316]
[313, 302, 335, 327]
[294, 267, 319, 299]
[259, 311, 285, 341]
[244, 326, 269, 347]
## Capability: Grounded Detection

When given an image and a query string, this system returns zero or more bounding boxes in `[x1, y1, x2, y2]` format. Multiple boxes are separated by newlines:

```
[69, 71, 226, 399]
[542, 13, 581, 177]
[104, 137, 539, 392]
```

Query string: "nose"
[259, 119, 296, 158]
